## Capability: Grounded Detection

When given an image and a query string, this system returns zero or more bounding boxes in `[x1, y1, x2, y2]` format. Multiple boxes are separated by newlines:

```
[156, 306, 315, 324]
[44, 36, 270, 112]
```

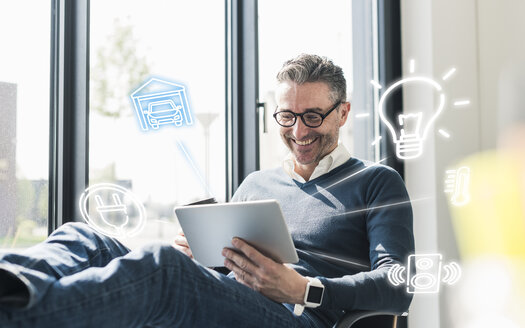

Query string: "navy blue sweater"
[232, 158, 414, 326]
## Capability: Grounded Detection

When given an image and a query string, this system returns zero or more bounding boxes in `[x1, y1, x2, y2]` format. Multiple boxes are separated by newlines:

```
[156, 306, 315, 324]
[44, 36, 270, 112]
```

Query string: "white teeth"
[295, 138, 315, 146]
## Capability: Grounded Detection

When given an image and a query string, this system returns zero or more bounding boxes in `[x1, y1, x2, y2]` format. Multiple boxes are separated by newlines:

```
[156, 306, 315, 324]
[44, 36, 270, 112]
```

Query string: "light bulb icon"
[370, 60, 471, 160]
[378, 77, 445, 160]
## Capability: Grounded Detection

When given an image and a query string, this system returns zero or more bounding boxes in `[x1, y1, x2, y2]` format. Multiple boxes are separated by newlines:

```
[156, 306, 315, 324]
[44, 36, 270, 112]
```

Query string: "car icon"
[144, 99, 183, 129]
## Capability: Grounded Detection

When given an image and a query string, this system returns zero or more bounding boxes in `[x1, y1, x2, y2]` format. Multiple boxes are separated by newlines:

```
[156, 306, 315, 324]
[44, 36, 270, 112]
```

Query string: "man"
[0, 54, 414, 327]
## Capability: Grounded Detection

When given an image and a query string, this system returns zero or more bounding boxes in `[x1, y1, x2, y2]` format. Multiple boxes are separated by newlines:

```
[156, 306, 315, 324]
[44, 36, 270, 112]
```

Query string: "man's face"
[275, 81, 349, 167]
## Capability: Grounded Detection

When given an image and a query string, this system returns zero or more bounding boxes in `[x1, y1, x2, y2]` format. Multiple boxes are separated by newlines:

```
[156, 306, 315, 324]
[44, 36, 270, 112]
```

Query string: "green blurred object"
[0, 219, 46, 249]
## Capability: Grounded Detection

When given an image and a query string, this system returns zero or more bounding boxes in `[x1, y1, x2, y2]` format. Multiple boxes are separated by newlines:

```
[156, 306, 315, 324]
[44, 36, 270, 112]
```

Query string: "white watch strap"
[294, 277, 324, 316]
[293, 304, 305, 316]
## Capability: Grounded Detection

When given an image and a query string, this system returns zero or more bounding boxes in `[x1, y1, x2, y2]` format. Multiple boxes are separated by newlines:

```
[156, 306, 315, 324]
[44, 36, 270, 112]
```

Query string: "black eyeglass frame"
[273, 101, 342, 128]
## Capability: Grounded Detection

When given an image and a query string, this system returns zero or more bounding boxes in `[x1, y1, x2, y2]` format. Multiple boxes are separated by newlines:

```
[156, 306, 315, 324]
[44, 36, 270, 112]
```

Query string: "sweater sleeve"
[317, 167, 414, 313]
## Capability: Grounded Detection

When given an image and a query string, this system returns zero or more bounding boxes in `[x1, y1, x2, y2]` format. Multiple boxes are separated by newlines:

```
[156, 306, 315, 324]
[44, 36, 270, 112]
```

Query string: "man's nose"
[293, 118, 310, 139]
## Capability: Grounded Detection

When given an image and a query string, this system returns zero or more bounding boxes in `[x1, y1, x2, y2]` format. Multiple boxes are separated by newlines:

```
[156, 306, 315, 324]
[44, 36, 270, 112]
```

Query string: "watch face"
[306, 285, 324, 304]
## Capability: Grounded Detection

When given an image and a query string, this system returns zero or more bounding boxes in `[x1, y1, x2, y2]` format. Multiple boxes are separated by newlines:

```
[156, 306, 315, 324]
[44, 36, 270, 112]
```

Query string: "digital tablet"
[174, 199, 299, 267]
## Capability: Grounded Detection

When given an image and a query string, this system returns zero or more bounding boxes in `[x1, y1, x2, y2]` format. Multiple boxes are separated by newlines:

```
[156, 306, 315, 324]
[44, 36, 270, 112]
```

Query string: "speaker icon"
[387, 264, 406, 286]
[442, 261, 462, 285]
[387, 254, 461, 294]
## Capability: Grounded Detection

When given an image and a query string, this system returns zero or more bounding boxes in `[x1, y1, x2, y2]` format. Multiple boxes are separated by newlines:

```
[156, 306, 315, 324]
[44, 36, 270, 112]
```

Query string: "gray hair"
[276, 54, 347, 103]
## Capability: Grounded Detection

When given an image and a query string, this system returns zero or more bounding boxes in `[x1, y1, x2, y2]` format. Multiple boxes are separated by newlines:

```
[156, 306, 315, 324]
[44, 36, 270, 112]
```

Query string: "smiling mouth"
[293, 137, 318, 146]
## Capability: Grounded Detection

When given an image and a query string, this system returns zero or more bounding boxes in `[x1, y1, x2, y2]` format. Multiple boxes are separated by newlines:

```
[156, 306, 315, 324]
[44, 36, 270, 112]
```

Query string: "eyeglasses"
[273, 101, 341, 128]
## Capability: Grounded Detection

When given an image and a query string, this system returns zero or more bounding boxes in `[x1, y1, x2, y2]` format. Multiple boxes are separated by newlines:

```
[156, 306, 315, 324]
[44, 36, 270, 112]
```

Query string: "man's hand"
[222, 238, 308, 304]
[173, 230, 193, 259]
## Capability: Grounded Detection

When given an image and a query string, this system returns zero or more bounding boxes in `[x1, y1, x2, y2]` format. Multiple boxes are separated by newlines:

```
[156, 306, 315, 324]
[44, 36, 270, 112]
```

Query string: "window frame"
[228, 0, 259, 198]
[377, 0, 404, 177]
[352, 0, 404, 177]
[352, 0, 377, 162]
[47, 0, 404, 232]
[49, 0, 90, 234]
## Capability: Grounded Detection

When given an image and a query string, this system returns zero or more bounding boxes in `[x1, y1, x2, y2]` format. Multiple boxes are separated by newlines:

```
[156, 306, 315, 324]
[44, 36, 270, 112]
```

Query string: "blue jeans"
[0, 223, 325, 328]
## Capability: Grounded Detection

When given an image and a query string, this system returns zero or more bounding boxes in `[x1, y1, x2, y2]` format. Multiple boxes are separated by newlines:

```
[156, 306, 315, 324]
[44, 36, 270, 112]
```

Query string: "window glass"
[258, 0, 354, 170]
[0, 1, 50, 249]
[90, 0, 226, 249]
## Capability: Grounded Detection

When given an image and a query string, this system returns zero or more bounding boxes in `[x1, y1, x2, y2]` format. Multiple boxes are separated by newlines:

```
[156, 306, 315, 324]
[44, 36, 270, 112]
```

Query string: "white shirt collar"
[282, 143, 351, 183]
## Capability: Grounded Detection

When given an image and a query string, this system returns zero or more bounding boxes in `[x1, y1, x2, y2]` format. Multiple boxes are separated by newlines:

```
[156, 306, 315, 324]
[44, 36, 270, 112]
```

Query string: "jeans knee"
[142, 243, 175, 258]
[50, 222, 101, 244]
[49, 222, 129, 256]
[140, 244, 190, 268]
[53, 222, 93, 237]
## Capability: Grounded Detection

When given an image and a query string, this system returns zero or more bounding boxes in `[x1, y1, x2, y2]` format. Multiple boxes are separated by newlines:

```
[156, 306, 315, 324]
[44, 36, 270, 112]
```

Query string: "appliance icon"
[388, 254, 462, 294]
[444, 166, 471, 206]
[79, 183, 146, 238]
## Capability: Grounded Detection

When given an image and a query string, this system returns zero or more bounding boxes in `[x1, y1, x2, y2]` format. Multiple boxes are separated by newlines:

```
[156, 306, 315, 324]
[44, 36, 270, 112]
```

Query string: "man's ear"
[338, 102, 351, 127]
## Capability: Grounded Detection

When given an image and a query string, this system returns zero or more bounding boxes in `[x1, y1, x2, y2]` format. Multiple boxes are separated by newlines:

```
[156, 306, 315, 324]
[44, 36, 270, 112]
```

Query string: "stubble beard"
[282, 130, 339, 166]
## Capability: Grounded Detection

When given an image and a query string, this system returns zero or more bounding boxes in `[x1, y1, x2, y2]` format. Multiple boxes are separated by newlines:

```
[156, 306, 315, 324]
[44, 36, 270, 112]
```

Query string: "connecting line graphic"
[303, 250, 370, 270]
[315, 197, 430, 221]
[154, 218, 178, 225]
[175, 138, 214, 198]
[307, 157, 388, 199]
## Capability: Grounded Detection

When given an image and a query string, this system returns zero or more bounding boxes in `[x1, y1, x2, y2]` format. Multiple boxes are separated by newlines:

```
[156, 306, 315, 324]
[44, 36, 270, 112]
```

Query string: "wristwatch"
[293, 277, 325, 316]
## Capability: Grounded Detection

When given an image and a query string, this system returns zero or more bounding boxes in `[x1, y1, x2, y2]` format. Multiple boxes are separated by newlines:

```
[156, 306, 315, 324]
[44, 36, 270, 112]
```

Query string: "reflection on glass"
[89, 0, 226, 249]
[0, 2, 50, 249]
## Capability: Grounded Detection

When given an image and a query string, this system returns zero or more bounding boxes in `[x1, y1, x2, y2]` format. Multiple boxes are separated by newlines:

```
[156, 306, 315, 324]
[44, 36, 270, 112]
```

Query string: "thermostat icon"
[444, 166, 471, 206]
[388, 254, 462, 294]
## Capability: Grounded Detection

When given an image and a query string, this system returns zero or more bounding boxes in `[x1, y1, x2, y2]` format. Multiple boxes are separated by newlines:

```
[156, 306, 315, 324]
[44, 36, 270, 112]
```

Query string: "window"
[0, 1, 383, 251]
[89, 0, 226, 249]
[257, 0, 356, 169]
[0, 1, 51, 249]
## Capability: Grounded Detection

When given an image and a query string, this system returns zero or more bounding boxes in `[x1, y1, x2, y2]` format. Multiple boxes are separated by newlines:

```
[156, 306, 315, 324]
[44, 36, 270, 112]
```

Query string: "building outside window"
[0, 1, 51, 249]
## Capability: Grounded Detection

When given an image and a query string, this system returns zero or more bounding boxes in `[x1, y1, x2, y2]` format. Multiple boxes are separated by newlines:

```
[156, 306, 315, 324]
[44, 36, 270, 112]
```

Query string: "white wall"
[477, 0, 525, 146]
[401, 1, 441, 327]
[401, 0, 525, 327]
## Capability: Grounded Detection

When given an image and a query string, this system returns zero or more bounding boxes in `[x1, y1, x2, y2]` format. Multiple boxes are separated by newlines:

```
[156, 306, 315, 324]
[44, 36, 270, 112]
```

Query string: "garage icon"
[130, 78, 194, 131]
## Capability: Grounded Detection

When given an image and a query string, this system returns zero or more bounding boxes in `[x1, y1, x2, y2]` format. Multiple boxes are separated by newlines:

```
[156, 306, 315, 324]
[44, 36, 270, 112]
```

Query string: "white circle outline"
[416, 258, 433, 270]
[411, 273, 436, 290]
[78, 183, 147, 238]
